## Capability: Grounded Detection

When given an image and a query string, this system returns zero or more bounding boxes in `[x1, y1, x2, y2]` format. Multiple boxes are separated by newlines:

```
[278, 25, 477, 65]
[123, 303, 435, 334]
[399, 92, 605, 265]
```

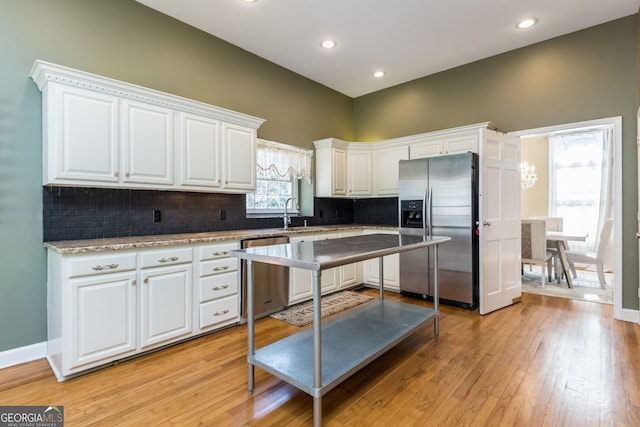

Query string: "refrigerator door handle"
[423, 186, 432, 237]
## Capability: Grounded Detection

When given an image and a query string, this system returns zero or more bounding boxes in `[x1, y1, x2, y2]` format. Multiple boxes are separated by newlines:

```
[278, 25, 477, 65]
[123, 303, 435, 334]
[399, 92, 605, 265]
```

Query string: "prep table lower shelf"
[250, 299, 436, 397]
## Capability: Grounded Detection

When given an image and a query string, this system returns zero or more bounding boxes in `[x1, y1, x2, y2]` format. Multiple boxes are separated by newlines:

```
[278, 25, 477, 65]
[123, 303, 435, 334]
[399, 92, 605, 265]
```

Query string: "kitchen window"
[246, 139, 313, 216]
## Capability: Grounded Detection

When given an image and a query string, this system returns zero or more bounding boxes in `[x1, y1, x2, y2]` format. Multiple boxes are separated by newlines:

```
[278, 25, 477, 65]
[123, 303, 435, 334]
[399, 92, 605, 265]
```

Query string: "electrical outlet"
[153, 210, 161, 223]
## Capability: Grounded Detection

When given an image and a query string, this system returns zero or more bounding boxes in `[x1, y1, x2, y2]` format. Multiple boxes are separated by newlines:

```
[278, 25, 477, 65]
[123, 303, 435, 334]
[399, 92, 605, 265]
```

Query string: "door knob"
[483, 221, 492, 226]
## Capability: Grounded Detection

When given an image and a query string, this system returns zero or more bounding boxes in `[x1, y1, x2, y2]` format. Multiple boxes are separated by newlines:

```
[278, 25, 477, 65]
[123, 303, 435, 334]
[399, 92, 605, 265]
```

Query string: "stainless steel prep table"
[230, 233, 451, 426]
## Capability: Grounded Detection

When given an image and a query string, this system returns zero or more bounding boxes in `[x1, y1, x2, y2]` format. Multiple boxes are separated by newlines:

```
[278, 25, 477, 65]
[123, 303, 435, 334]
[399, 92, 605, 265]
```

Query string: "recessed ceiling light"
[517, 17, 538, 29]
[321, 40, 337, 49]
[373, 71, 385, 78]
[241, 0, 258, 3]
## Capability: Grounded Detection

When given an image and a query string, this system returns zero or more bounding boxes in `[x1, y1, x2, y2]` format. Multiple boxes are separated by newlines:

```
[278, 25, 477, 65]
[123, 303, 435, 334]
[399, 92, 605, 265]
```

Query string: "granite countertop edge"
[44, 225, 398, 255]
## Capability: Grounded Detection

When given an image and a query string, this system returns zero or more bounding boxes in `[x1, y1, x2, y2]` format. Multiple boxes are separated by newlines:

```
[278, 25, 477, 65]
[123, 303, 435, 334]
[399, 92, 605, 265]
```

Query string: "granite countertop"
[44, 224, 397, 254]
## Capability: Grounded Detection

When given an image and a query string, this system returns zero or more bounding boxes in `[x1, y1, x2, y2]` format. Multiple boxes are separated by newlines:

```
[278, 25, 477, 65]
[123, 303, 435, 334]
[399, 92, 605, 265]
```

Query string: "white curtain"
[256, 139, 313, 183]
[548, 126, 614, 269]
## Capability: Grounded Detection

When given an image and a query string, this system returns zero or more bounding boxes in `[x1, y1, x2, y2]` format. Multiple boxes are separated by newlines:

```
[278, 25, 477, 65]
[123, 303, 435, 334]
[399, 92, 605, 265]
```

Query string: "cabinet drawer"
[199, 258, 238, 277]
[68, 253, 137, 278]
[140, 247, 192, 269]
[198, 242, 239, 261]
[200, 295, 239, 328]
[199, 272, 238, 302]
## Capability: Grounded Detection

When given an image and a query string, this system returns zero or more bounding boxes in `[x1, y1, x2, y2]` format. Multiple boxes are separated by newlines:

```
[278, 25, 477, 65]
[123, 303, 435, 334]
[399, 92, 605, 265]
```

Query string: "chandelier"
[520, 161, 537, 190]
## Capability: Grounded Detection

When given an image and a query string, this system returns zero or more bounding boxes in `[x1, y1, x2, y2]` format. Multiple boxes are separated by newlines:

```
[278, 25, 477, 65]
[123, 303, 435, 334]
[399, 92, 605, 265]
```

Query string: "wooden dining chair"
[521, 219, 554, 287]
[564, 218, 613, 288]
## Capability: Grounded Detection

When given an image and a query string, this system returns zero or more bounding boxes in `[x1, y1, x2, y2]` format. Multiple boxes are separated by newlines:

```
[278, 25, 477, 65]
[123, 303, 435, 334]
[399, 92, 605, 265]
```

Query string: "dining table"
[546, 231, 588, 288]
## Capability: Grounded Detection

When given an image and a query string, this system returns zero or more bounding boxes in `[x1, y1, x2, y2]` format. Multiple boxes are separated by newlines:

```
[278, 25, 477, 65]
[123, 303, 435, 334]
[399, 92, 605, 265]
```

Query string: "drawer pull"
[213, 265, 230, 272]
[92, 263, 119, 271]
[212, 251, 229, 256]
[144, 278, 149, 284]
[213, 309, 229, 316]
[158, 256, 179, 263]
[212, 284, 229, 291]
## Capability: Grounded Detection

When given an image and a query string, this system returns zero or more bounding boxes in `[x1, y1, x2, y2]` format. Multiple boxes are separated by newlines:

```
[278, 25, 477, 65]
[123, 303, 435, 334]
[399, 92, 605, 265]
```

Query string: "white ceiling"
[135, 0, 639, 98]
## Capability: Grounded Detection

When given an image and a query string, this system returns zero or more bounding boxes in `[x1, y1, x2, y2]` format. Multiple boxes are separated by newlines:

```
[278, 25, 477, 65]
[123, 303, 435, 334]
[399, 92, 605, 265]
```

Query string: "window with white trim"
[246, 139, 313, 216]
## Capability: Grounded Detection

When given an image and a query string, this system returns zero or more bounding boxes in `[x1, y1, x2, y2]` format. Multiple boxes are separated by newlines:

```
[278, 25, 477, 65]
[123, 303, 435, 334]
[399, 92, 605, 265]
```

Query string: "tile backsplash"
[43, 187, 397, 241]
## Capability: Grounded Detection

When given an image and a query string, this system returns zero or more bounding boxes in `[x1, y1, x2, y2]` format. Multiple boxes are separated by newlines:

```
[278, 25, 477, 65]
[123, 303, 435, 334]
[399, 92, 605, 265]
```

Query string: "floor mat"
[270, 290, 374, 326]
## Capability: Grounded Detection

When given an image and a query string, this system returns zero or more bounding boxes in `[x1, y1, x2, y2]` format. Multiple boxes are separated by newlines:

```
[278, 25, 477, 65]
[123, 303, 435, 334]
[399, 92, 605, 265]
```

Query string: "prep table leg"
[247, 260, 255, 392]
[378, 256, 384, 300]
[312, 270, 322, 427]
[433, 246, 439, 337]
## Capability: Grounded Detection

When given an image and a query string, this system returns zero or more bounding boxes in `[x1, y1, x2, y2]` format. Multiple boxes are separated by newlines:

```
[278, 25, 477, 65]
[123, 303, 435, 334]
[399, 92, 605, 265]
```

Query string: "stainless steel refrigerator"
[398, 152, 479, 309]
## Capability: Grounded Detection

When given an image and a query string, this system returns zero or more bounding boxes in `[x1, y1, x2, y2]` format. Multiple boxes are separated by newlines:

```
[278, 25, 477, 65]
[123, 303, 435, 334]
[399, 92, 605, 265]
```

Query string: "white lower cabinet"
[195, 241, 240, 331]
[47, 242, 243, 381]
[69, 271, 138, 371]
[362, 230, 400, 292]
[288, 233, 340, 304]
[288, 231, 364, 305]
[139, 263, 192, 350]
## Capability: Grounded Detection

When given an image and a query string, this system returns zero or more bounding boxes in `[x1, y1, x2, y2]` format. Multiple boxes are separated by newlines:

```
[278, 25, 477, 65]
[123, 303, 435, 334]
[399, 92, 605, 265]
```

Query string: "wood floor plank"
[0, 289, 638, 426]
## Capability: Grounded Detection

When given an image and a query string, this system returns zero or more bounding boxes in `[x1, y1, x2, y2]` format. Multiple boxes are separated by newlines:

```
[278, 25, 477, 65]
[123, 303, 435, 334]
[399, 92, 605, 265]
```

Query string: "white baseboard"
[621, 308, 640, 323]
[0, 342, 46, 369]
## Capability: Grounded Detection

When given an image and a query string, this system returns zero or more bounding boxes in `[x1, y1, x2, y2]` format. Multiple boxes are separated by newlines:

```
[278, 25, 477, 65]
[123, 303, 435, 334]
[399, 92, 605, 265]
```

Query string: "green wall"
[354, 16, 639, 312]
[0, 0, 353, 353]
[0, 1, 638, 354]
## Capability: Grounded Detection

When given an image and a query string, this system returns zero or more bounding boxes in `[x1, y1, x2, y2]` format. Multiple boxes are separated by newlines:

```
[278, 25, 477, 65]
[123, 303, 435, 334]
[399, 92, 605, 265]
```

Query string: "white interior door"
[479, 129, 521, 314]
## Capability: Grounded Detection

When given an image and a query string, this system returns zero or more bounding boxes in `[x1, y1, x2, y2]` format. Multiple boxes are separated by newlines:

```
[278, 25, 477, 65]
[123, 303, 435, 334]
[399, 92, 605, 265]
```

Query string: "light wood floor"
[1, 289, 639, 426]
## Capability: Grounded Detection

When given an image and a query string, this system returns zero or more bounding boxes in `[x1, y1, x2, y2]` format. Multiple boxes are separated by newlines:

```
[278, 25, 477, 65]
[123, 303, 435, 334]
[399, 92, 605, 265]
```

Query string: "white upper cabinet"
[121, 99, 174, 186]
[347, 148, 372, 197]
[374, 144, 409, 195]
[46, 84, 119, 183]
[180, 113, 222, 189]
[314, 123, 492, 198]
[314, 139, 348, 197]
[30, 60, 264, 193]
[222, 122, 256, 191]
[409, 132, 480, 159]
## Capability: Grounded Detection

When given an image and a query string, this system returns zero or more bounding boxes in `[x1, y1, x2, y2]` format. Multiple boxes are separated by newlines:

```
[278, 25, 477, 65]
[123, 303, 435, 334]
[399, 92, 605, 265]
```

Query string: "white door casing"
[479, 129, 521, 315]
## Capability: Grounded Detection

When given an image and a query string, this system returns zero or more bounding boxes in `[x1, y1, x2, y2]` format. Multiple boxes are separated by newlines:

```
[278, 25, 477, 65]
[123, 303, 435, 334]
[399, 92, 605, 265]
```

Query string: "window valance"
[256, 139, 313, 183]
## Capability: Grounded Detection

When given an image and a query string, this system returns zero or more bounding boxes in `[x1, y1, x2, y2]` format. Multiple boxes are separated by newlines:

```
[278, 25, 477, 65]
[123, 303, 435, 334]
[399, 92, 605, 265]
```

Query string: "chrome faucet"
[283, 197, 297, 229]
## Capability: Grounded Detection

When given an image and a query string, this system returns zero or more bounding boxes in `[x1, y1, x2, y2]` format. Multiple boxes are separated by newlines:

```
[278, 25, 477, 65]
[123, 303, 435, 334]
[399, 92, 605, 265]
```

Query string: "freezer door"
[398, 158, 428, 202]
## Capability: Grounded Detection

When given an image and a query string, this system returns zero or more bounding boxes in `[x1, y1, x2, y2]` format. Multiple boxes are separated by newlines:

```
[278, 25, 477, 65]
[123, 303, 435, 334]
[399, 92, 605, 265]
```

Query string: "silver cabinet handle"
[213, 309, 229, 316]
[92, 263, 119, 271]
[212, 284, 229, 291]
[483, 221, 492, 226]
[213, 265, 230, 271]
[158, 256, 179, 263]
[212, 251, 229, 256]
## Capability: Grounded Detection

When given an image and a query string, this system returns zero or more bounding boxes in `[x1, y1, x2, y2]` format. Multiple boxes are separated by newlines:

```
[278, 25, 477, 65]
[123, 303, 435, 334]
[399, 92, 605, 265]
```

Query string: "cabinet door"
[364, 254, 400, 291]
[443, 134, 478, 154]
[180, 113, 221, 188]
[332, 148, 347, 195]
[288, 236, 313, 304]
[69, 272, 137, 370]
[47, 84, 119, 183]
[347, 150, 372, 196]
[338, 231, 362, 288]
[121, 100, 174, 186]
[409, 139, 443, 159]
[140, 264, 192, 349]
[374, 145, 409, 195]
[362, 230, 400, 291]
[222, 122, 255, 190]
